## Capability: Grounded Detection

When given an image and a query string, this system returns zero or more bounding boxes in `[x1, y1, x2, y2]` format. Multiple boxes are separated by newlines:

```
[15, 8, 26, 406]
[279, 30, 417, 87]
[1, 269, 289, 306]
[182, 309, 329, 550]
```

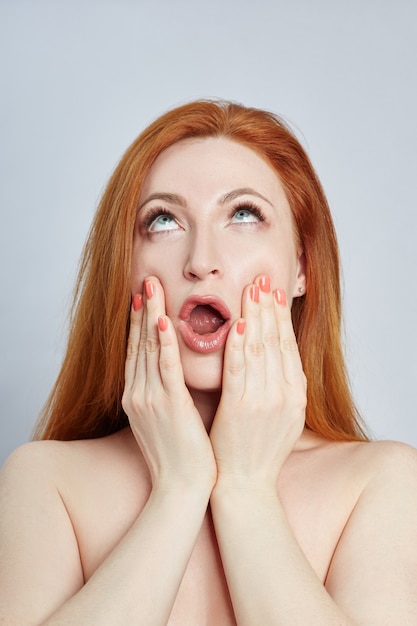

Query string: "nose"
[183, 229, 222, 281]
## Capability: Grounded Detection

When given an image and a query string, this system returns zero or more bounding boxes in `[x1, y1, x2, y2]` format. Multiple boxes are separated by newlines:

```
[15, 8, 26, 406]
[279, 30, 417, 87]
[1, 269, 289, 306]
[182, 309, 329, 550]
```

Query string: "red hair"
[34, 100, 368, 441]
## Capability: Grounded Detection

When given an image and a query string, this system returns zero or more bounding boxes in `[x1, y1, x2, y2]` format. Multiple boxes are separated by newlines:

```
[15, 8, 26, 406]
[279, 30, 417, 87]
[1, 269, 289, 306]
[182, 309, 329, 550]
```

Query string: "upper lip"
[179, 295, 232, 323]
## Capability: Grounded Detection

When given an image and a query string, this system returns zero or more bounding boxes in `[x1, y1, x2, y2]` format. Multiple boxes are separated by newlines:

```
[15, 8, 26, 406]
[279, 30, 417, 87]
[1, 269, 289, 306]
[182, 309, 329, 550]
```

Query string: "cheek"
[237, 246, 297, 291]
[131, 241, 154, 294]
[130, 243, 181, 298]
[130, 252, 147, 294]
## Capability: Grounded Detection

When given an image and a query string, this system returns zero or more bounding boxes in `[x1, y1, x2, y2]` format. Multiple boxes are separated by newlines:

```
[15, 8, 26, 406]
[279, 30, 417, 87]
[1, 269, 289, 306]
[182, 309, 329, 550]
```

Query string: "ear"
[292, 250, 306, 298]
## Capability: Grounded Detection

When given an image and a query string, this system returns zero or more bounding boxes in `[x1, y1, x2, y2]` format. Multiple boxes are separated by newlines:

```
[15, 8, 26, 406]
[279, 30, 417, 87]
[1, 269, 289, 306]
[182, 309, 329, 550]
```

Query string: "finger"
[156, 314, 187, 396]
[254, 275, 283, 386]
[142, 277, 166, 379]
[134, 277, 166, 388]
[240, 282, 266, 388]
[221, 318, 247, 398]
[274, 289, 305, 386]
[125, 294, 143, 391]
[136, 288, 148, 388]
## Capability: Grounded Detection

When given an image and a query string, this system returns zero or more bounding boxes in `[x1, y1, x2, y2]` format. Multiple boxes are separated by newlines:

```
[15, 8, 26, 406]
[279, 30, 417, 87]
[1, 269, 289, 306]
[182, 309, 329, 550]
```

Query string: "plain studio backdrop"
[0, 0, 416, 466]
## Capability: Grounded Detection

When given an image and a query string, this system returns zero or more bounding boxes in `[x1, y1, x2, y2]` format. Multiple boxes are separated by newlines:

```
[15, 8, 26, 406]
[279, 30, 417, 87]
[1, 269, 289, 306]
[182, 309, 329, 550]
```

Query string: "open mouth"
[188, 304, 226, 335]
[178, 296, 231, 353]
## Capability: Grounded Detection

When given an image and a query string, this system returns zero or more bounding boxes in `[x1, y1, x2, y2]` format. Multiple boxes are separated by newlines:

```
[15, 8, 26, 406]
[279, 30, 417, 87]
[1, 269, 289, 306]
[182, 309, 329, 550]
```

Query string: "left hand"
[210, 275, 307, 492]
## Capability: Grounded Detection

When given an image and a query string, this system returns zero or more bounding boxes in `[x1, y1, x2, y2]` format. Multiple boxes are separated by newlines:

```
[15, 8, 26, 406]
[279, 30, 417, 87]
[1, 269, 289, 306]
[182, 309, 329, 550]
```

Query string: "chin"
[184, 371, 223, 393]
[182, 354, 224, 393]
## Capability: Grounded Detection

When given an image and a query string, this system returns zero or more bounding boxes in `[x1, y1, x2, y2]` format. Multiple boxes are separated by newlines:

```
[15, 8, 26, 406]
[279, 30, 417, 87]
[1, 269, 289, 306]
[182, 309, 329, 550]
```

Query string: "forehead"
[139, 137, 288, 204]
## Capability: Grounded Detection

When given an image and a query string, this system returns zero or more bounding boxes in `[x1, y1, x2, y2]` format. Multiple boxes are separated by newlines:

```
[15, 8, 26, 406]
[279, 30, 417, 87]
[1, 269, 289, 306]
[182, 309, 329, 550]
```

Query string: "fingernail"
[145, 280, 154, 299]
[236, 319, 246, 335]
[259, 276, 270, 293]
[275, 289, 287, 306]
[158, 315, 168, 332]
[250, 285, 259, 303]
[133, 294, 143, 311]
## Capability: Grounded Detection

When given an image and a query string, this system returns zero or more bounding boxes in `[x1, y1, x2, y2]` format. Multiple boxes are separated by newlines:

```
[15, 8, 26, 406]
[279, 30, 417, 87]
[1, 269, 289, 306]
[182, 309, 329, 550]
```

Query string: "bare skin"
[1, 138, 417, 624]
[2, 428, 417, 624]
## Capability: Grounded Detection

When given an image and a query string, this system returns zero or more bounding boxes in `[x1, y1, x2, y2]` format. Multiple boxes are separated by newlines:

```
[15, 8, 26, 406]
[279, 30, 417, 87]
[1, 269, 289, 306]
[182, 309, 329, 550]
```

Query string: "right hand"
[122, 276, 217, 491]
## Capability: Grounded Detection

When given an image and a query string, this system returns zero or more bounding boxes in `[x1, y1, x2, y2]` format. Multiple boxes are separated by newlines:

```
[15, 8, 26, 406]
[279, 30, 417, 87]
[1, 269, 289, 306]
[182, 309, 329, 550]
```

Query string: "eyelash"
[141, 201, 266, 232]
[142, 208, 175, 231]
[229, 202, 266, 223]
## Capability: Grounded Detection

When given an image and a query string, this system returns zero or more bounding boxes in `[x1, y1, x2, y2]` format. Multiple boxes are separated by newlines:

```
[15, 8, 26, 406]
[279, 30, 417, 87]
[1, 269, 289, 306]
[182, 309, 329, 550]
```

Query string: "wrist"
[152, 473, 215, 499]
[211, 475, 279, 502]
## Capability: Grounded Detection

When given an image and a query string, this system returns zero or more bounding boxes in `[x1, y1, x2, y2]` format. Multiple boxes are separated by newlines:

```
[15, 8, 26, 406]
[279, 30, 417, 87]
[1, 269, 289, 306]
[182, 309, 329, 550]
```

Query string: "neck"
[188, 388, 221, 431]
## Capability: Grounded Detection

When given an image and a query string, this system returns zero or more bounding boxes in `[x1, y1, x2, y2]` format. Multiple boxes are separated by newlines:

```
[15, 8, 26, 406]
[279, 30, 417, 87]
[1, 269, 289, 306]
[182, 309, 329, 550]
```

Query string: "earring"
[298, 286, 304, 293]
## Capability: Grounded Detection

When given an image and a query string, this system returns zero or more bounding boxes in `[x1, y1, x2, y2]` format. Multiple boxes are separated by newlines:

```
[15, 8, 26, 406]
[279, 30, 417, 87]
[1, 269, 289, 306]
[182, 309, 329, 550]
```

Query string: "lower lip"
[178, 320, 231, 353]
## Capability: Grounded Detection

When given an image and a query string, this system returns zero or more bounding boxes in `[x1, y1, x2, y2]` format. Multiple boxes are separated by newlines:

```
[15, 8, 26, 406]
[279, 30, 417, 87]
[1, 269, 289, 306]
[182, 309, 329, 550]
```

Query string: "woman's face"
[132, 137, 305, 391]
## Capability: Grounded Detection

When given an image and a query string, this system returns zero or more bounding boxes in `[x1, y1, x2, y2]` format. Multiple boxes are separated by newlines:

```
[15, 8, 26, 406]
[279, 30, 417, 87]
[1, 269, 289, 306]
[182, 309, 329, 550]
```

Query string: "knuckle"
[247, 341, 265, 358]
[228, 361, 245, 376]
[263, 332, 280, 347]
[280, 337, 299, 353]
[159, 356, 177, 371]
[146, 337, 159, 353]
[228, 339, 241, 351]
[122, 390, 141, 416]
[121, 393, 129, 412]
[296, 393, 307, 411]
[290, 388, 307, 411]
[126, 340, 138, 360]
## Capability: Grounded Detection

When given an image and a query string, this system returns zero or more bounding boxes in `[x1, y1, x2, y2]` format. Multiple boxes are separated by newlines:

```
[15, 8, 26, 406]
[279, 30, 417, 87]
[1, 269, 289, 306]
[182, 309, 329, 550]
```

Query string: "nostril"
[184, 265, 221, 280]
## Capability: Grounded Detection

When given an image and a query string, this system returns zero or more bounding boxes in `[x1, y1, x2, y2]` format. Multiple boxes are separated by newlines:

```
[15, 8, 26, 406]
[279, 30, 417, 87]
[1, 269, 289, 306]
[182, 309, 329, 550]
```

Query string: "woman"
[1, 100, 416, 625]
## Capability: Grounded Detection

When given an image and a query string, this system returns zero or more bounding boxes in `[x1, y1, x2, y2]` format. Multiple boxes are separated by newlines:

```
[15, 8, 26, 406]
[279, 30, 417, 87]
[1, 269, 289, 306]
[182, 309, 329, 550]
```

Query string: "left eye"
[148, 213, 180, 232]
[231, 208, 260, 223]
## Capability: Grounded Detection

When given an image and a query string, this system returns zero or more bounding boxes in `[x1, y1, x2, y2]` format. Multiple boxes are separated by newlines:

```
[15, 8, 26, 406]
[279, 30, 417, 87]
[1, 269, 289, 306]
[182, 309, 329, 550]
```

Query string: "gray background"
[1, 0, 416, 466]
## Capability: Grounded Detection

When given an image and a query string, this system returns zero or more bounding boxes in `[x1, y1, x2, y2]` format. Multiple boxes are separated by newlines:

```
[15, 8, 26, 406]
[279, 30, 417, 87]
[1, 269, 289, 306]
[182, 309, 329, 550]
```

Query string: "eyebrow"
[138, 192, 187, 211]
[220, 187, 273, 206]
[138, 187, 273, 212]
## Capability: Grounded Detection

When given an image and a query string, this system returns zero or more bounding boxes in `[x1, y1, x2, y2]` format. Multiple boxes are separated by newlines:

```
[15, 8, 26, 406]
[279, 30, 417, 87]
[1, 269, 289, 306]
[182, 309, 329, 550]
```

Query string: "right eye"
[147, 211, 180, 233]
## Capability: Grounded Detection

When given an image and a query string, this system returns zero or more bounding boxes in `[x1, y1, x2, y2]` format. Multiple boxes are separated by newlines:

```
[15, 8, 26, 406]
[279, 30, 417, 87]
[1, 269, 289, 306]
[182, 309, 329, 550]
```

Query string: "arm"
[210, 485, 351, 625]
[211, 447, 417, 625]
[0, 445, 211, 626]
[0, 277, 216, 625]
[210, 277, 417, 624]
[325, 442, 417, 624]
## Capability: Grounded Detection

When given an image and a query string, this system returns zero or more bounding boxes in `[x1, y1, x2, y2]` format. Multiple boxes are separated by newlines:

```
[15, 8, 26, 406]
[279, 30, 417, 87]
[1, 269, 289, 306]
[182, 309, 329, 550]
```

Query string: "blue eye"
[231, 205, 264, 224]
[147, 212, 180, 232]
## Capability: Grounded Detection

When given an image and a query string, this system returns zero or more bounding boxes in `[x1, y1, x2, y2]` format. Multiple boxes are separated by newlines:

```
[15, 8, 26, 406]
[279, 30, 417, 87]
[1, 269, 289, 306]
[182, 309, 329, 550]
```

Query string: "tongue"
[189, 305, 225, 335]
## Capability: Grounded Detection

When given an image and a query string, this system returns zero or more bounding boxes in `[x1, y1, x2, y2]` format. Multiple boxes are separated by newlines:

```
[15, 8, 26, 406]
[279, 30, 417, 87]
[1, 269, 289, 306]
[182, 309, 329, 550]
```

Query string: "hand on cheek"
[210, 275, 307, 491]
[122, 277, 216, 491]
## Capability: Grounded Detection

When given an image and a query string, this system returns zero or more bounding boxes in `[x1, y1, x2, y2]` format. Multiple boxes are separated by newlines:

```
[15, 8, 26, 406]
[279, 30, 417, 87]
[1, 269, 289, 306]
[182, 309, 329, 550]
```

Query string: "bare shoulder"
[1, 427, 144, 486]
[0, 439, 83, 623]
[0, 429, 144, 624]
[340, 437, 417, 490]
[0, 438, 71, 501]
[353, 437, 417, 468]
[299, 430, 417, 480]
[323, 439, 417, 623]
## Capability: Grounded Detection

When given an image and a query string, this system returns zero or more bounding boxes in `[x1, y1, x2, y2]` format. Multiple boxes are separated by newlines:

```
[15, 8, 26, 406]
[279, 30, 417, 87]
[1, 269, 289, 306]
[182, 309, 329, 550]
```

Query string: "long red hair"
[34, 100, 368, 441]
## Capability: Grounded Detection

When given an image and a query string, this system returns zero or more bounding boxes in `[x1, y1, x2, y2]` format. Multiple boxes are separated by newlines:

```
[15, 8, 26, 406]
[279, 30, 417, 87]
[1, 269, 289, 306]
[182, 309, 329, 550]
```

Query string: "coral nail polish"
[133, 294, 143, 311]
[145, 280, 154, 299]
[275, 289, 287, 306]
[250, 285, 259, 303]
[158, 316, 168, 331]
[236, 319, 246, 335]
[259, 276, 270, 293]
